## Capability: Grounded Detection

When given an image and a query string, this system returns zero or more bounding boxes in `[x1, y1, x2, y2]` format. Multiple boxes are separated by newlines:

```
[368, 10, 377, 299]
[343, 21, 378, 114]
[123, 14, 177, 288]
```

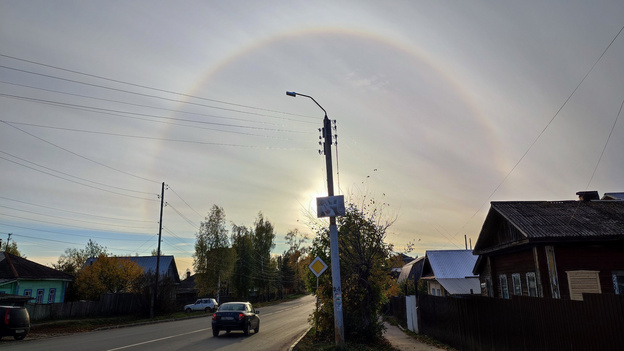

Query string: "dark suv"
[0, 306, 30, 340]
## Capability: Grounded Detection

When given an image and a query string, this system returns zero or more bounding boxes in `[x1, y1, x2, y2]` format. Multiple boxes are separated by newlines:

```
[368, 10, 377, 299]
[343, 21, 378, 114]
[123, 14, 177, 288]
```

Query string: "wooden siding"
[483, 249, 537, 298]
[479, 242, 624, 300]
[566, 270, 601, 300]
[553, 244, 624, 299]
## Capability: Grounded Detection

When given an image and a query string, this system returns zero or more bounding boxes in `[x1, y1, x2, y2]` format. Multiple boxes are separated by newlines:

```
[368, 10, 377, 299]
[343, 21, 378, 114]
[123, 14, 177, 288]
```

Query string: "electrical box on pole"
[286, 91, 345, 349]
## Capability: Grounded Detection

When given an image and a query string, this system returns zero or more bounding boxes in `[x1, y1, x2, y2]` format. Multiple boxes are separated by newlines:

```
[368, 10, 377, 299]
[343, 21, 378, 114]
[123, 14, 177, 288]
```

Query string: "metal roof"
[436, 278, 481, 295]
[0, 252, 73, 281]
[397, 256, 425, 283]
[84, 255, 179, 282]
[492, 201, 624, 240]
[425, 250, 478, 279]
[473, 200, 624, 254]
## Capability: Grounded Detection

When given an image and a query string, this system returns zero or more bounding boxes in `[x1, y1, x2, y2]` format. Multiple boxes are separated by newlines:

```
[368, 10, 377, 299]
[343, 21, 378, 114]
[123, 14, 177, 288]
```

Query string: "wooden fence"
[26, 293, 145, 321]
[418, 294, 624, 351]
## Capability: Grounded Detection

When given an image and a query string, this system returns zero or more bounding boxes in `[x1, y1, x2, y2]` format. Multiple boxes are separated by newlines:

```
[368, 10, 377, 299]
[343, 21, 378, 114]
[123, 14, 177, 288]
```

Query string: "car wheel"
[185, 308, 192, 313]
[243, 322, 250, 336]
[205, 307, 212, 313]
[254, 321, 259, 334]
[212, 328, 219, 337]
[14, 334, 26, 341]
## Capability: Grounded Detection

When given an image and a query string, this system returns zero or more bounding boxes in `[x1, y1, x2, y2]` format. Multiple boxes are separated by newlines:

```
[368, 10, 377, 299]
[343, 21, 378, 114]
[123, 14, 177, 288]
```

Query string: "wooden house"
[84, 255, 181, 284]
[472, 194, 624, 300]
[0, 252, 73, 303]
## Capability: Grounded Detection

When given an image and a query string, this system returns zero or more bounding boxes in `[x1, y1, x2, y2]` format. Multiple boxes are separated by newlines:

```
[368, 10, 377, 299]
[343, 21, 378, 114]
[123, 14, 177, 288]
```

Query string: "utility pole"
[6, 233, 11, 251]
[286, 91, 345, 348]
[151, 182, 165, 319]
[323, 114, 345, 349]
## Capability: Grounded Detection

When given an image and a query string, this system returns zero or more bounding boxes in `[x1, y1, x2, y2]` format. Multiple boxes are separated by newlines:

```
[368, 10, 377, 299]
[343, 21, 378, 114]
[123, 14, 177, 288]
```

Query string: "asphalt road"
[1, 295, 315, 351]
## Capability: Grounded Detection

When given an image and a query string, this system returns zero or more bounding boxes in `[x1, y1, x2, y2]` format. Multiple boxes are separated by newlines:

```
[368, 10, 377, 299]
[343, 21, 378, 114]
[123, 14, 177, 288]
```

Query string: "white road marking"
[106, 328, 210, 350]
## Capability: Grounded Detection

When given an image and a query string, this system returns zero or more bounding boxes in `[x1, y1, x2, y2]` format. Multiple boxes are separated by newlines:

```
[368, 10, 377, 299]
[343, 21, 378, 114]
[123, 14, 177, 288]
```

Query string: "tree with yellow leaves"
[74, 254, 144, 301]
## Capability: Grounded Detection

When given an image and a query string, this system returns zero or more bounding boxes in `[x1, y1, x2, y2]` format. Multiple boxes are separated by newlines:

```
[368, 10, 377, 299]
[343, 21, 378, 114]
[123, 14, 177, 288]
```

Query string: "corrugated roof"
[84, 255, 178, 281]
[0, 252, 73, 281]
[603, 192, 624, 201]
[436, 278, 481, 295]
[426, 250, 478, 279]
[397, 256, 425, 283]
[491, 201, 624, 240]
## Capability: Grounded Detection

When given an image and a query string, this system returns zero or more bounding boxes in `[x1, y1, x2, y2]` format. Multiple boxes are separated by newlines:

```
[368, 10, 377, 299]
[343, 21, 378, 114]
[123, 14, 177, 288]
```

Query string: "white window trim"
[512, 273, 522, 296]
[526, 272, 538, 297]
[612, 271, 624, 295]
[499, 274, 509, 299]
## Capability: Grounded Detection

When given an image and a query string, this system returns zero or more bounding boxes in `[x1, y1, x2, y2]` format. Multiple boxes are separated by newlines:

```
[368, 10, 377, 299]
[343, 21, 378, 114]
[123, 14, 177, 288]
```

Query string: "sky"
[1, 1, 623, 276]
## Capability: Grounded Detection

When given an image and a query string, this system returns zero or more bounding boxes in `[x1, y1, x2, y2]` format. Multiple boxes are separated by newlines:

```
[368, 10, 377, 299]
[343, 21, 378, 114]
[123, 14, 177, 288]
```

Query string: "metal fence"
[418, 293, 624, 351]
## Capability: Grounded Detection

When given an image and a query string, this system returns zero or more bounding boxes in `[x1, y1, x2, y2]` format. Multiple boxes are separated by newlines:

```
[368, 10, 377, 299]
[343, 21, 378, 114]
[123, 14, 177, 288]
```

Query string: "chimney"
[576, 191, 599, 202]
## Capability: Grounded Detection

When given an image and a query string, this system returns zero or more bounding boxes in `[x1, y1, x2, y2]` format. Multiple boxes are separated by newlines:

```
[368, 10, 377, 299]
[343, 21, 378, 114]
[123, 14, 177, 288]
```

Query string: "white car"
[184, 298, 218, 313]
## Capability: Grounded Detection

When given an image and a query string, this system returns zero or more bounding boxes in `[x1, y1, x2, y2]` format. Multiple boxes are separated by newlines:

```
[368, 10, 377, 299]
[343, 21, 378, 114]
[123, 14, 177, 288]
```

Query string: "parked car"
[0, 306, 30, 340]
[184, 298, 218, 313]
[211, 302, 259, 337]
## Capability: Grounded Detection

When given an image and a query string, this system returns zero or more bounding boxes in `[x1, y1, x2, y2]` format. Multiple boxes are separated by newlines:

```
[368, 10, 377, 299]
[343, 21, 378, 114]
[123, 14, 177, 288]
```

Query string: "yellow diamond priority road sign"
[308, 256, 328, 277]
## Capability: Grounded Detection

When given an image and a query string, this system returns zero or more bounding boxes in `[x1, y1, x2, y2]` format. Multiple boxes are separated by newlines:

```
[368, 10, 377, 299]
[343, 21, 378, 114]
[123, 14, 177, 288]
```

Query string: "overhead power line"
[0, 154, 158, 202]
[1, 120, 162, 184]
[0, 150, 156, 196]
[0, 53, 317, 120]
[0, 221, 152, 241]
[0, 64, 317, 124]
[0, 204, 153, 230]
[453, 23, 624, 240]
[0, 196, 154, 223]
[0, 80, 287, 127]
[0, 93, 313, 134]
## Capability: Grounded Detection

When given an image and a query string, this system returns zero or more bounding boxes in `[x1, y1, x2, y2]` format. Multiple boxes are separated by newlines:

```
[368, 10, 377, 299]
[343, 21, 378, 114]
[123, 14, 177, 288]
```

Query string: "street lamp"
[286, 91, 345, 348]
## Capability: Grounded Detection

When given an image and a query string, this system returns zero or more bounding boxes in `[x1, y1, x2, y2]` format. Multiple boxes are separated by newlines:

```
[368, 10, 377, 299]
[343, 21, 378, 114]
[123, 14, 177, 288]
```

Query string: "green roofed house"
[0, 252, 73, 303]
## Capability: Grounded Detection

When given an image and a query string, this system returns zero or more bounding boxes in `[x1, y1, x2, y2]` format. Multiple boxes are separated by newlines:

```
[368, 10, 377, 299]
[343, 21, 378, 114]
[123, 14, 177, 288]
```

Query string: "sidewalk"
[383, 322, 444, 351]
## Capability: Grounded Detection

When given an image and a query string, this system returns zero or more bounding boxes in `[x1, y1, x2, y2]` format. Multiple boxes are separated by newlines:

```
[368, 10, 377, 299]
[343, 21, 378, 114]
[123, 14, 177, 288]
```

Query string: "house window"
[36, 289, 45, 303]
[512, 274, 522, 296]
[613, 271, 624, 295]
[23, 289, 32, 297]
[48, 288, 56, 303]
[499, 275, 509, 299]
[526, 272, 538, 297]
[566, 270, 601, 301]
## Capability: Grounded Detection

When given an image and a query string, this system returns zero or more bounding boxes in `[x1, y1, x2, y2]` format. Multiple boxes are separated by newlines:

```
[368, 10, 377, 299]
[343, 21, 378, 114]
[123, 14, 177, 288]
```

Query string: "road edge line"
[288, 326, 312, 351]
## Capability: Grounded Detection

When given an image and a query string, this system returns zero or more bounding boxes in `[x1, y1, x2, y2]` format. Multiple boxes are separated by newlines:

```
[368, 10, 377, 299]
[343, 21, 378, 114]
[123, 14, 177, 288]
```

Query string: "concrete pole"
[286, 91, 345, 348]
[323, 115, 345, 349]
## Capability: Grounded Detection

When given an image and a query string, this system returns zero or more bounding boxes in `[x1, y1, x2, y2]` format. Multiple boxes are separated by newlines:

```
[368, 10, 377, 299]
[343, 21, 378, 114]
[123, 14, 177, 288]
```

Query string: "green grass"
[292, 327, 399, 351]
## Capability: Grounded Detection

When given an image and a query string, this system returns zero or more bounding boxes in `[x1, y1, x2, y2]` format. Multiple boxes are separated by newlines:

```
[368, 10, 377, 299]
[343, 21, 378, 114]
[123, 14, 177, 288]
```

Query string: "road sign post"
[309, 256, 328, 336]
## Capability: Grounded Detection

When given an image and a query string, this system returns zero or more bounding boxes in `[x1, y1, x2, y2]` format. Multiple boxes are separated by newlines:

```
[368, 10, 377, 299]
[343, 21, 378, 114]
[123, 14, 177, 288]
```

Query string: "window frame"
[499, 274, 509, 299]
[512, 273, 522, 296]
[23, 289, 32, 297]
[36, 289, 45, 303]
[48, 288, 57, 303]
[612, 271, 624, 295]
[526, 272, 538, 297]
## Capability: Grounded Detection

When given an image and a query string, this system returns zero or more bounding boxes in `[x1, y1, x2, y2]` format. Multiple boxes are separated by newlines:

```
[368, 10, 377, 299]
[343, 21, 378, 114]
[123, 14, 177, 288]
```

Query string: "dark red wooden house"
[472, 192, 624, 300]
